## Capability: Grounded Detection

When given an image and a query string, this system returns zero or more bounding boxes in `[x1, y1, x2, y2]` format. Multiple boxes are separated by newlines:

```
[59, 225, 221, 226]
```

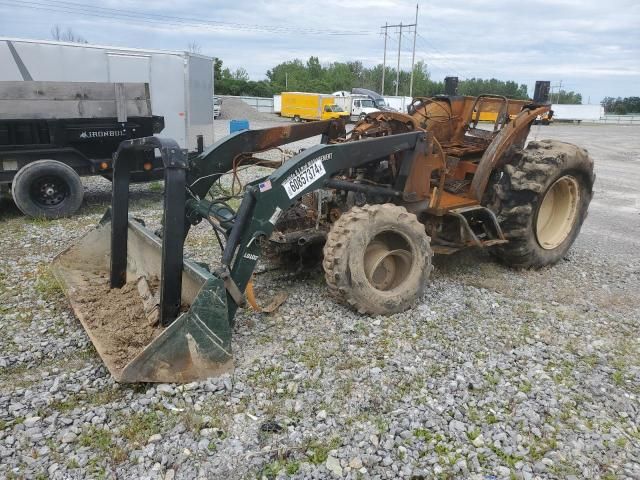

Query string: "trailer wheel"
[11, 160, 84, 219]
[293, 115, 301, 123]
[323, 204, 433, 315]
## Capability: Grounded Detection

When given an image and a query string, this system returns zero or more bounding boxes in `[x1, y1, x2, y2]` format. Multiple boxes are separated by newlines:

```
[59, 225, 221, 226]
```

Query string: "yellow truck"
[281, 92, 350, 122]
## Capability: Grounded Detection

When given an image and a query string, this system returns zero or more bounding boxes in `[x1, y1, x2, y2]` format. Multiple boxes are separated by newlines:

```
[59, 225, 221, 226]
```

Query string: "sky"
[0, 0, 639, 103]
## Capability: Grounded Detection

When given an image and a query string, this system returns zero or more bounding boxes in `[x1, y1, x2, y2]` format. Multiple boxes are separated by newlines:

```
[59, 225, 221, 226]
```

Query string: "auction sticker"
[269, 206, 283, 225]
[282, 158, 326, 199]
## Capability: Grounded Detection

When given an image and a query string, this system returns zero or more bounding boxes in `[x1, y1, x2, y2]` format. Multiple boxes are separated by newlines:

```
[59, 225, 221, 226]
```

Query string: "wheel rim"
[30, 175, 69, 208]
[536, 175, 580, 250]
[363, 233, 413, 291]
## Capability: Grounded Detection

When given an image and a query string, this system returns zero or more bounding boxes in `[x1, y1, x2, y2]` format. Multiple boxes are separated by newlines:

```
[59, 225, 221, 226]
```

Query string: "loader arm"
[220, 130, 427, 323]
[187, 119, 346, 199]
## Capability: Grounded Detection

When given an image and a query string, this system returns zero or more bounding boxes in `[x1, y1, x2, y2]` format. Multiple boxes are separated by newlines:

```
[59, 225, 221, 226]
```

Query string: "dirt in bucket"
[74, 274, 164, 370]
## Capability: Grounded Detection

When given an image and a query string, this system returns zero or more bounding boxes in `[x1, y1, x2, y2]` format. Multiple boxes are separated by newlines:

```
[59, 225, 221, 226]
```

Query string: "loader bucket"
[51, 216, 233, 382]
[51, 136, 233, 382]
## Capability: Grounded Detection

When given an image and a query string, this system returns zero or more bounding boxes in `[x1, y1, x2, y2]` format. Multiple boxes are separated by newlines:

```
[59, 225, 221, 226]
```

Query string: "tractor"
[52, 81, 594, 382]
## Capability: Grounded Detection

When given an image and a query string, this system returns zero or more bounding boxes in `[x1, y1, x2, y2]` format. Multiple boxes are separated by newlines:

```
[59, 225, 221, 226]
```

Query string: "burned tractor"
[271, 86, 593, 314]
[52, 81, 594, 382]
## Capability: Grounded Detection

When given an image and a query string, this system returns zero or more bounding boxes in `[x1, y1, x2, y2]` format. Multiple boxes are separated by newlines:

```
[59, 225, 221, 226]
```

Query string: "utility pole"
[381, 22, 388, 95]
[380, 17, 417, 96]
[396, 22, 403, 96]
[409, 4, 418, 98]
[285, 72, 288, 90]
[557, 79, 563, 104]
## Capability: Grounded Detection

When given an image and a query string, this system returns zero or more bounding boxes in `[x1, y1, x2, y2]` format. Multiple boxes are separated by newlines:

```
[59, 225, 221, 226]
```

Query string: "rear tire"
[322, 204, 433, 315]
[11, 160, 84, 219]
[485, 139, 594, 268]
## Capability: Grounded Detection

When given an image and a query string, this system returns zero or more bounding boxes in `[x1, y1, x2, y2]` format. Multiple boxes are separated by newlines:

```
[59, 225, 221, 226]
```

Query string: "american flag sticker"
[259, 180, 272, 192]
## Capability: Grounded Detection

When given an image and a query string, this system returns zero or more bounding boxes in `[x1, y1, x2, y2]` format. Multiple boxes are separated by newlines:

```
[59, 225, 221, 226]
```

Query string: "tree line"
[551, 90, 582, 105]
[215, 56, 532, 99]
[601, 97, 640, 114]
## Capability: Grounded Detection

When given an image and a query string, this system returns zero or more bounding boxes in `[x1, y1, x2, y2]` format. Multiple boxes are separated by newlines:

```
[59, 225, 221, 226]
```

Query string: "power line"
[0, 0, 372, 36]
[415, 35, 471, 77]
[413, 34, 472, 79]
[380, 13, 417, 96]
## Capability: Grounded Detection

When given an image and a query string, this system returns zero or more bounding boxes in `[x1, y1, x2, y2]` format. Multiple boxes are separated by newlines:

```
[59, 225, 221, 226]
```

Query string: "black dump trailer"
[0, 81, 165, 218]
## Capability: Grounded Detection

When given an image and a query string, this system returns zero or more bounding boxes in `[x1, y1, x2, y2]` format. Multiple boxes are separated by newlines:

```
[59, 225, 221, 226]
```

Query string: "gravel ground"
[0, 122, 639, 480]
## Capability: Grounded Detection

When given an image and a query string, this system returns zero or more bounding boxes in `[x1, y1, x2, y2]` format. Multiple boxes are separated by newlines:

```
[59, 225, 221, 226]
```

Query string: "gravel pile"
[1, 124, 639, 479]
[218, 97, 279, 122]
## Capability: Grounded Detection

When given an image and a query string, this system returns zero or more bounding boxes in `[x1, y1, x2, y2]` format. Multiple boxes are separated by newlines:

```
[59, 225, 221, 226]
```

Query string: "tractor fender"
[469, 105, 550, 201]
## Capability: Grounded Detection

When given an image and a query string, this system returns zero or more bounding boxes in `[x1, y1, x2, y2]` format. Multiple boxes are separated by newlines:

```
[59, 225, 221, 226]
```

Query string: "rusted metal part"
[403, 132, 438, 200]
[271, 201, 318, 233]
[351, 111, 419, 139]
[450, 160, 477, 180]
[451, 205, 506, 242]
[439, 142, 487, 158]
[252, 119, 345, 151]
[447, 209, 484, 247]
[408, 97, 457, 140]
[427, 190, 477, 215]
[431, 245, 459, 255]
[468, 105, 550, 201]
[328, 208, 342, 222]
[245, 278, 287, 314]
[467, 94, 510, 132]
[270, 228, 326, 246]
[188, 119, 347, 199]
[409, 95, 534, 146]
[238, 157, 285, 169]
[421, 205, 508, 254]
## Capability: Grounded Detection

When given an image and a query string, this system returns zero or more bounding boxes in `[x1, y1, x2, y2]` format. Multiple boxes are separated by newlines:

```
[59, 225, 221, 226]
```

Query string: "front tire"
[322, 204, 433, 315]
[485, 140, 594, 268]
[11, 160, 84, 219]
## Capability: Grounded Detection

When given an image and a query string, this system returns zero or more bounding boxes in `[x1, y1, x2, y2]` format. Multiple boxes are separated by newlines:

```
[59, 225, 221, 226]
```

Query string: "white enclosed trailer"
[0, 37, 214, 150]
[384, 96, 413, 113]
[273, 94, 282, 114]
[551, 104, 604, 122]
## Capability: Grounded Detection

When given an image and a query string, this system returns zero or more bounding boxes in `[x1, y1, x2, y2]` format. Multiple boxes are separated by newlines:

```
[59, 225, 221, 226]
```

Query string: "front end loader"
[52, 81, 594, 382]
